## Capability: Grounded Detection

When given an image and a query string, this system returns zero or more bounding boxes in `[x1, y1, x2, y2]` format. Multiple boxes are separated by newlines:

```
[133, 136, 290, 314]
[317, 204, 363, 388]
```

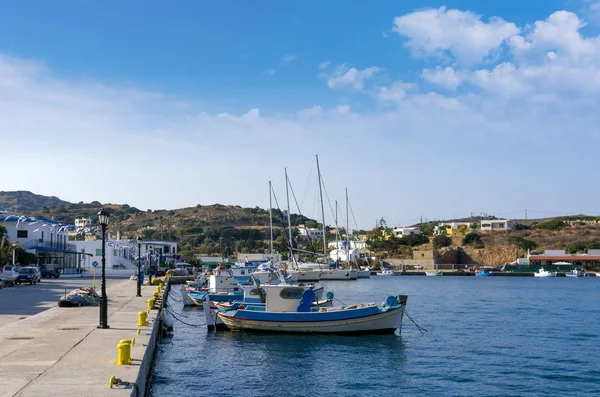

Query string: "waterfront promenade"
[0, 279, 159, 397]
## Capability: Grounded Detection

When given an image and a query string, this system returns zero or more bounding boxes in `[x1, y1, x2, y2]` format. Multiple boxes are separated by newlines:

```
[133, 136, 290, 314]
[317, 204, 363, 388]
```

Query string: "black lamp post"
[97, 208, 110, 329]
[136, 237, 142, 297]
[148, 245, 153, 284]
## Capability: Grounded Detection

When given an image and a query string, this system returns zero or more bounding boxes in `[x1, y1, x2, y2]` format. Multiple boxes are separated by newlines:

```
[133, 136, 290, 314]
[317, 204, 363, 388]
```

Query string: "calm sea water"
[149, 276, 600, 397]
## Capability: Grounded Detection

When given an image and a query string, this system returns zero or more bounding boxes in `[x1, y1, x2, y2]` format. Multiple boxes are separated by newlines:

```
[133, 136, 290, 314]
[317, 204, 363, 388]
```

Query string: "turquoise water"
[149, 277, 600, 396]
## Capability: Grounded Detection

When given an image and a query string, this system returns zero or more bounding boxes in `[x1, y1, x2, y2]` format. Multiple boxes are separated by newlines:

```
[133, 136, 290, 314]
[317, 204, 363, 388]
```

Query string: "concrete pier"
[0, 280, 162, 397]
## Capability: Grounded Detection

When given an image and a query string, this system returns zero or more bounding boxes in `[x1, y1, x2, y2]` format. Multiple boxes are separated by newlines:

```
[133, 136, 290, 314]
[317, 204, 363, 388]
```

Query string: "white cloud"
[282, 54, 298, 64]
[326, 64, 383, 89]
[265, 68, 276, 76]
[422, 67, 463, 90]
[392, 6, 520, 64]
[509, 11, 600, 62]
[378, 81, 415, 103]
[382, 32, 389, 39]
[318, 61, 331, 69]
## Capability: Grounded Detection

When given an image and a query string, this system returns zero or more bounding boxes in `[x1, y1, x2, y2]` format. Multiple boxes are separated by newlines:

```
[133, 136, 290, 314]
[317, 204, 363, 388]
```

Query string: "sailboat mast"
[269, 180, 274, 257]
[285, 168, 293, 252]
[346, 188, 350, 261]
[316, 154, 327, 258]
[335, 200, 339, 263]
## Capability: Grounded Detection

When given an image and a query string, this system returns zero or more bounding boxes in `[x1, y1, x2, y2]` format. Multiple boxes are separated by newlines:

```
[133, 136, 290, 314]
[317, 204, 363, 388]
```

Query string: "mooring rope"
[405, 309, 428, 335]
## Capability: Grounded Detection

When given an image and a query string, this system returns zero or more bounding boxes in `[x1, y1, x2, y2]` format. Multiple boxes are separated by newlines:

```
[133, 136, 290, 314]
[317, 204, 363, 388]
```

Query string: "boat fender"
[326, 291, 334, 300]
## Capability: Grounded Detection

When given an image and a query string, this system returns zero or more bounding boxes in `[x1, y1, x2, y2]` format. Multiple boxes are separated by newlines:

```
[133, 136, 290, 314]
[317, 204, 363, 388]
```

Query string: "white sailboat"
[533, 267, 557, 277]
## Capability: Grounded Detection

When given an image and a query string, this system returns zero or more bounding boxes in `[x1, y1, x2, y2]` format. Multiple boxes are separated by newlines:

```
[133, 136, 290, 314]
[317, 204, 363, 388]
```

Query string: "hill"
[0, 191, 317, 258]
[0, 191, 71, 213]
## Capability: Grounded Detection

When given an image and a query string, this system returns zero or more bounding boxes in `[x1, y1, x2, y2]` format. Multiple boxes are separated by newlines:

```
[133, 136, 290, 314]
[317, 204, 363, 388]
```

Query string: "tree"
[463, 232, 483, 247]
[535, 219, 566, 230]
[419, 223, 435, 236]
[433, 235, 452, 249]
[469, 222, 480, 230]
[404, 234, 429, 247]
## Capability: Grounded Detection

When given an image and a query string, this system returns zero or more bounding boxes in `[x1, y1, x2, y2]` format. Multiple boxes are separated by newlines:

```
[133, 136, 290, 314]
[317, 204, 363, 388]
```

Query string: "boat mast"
[316, 154, 327, 258]
[269, 180, 274, 257]
[285, 168, 294, 262]
[335, 200, 339, 263]
[346, 188, 350, 264]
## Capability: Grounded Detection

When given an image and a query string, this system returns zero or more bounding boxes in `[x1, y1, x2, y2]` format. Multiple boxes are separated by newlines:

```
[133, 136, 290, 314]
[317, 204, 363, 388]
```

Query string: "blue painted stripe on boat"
[219, 305, 402, 323]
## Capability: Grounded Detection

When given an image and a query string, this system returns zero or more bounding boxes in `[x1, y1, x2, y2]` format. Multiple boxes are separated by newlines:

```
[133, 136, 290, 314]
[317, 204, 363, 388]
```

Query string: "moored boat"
[565, 269, 584, 277]
[216, 284, 407, 334]
[475, 268, 495, 277]
[425, 271, 443, 276]
[533, 268, 557, 277]
[376, 268, 394, 276]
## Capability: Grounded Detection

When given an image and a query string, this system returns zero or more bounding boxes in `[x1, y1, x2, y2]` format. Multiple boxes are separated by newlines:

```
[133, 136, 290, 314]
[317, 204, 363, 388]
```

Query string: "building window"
[17, 230, 28, 238]
[96, 249, 102, 256]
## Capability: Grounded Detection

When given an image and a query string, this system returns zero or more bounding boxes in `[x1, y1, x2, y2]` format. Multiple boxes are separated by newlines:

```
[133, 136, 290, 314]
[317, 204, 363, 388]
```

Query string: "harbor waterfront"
[0, 276, 162, 397]
[150, 276, 600, 397]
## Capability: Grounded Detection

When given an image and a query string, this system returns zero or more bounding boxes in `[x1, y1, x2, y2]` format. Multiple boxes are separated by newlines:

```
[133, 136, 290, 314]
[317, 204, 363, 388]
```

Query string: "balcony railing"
[21, 239, 76, 251]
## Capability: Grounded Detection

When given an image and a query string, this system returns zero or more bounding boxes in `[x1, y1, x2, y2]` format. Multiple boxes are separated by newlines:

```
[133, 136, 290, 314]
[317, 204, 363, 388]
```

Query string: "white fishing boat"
[376, 269, 395, 276]
[216, 284, 408, 334]
[320, 268, 357, 280]
[425, 271, 443, 276]
[565, 269, 584, 278]
[357, 268, 371, 278]
[533, 267, 557, 277]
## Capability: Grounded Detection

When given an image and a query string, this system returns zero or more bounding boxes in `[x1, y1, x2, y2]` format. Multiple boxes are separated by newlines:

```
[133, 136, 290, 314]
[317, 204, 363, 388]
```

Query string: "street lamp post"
[97, 209, 110, 329]
[136, 238, 142, 297]
[148, 245, 153, 285]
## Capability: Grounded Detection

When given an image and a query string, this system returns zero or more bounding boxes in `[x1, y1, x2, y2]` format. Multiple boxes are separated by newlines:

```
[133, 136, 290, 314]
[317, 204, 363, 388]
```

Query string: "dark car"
[40, 265, 60, 279]
[16, 267, 41, 285]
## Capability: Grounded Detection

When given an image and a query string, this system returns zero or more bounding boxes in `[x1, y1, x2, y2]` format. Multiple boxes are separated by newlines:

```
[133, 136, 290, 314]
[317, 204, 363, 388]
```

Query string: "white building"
[72, 239, 179, 273]
[328, 240, 367, 250]
[0, 214, 87, 272]
[297, 225, 323, 240]
[393, 227, 422, 237]
[74, 217, 92, 228]
[329, 248, 360, 262]
[480, 219, 516, 231]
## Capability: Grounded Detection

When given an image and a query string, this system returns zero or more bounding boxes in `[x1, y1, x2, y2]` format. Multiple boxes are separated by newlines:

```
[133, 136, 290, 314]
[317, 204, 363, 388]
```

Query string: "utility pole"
[420, 215, 423, 224]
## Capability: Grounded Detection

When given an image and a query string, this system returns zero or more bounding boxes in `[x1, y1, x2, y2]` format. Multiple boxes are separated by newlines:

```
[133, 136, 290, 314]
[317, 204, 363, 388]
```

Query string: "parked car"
[40, 265, 61, 279]
[16, 267, 41, 285]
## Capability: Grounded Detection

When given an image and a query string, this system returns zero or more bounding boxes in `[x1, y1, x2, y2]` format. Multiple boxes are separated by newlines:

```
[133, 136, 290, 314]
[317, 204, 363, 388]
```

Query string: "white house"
[393, 227, 422, 237]
[328, 240, 367, 250]
[297, 225, 323, 240]
[480, 219, 516, 231]
[74, 217, 92, 228]
[0, 214, 87, 272]
[329, 248, 360, 262]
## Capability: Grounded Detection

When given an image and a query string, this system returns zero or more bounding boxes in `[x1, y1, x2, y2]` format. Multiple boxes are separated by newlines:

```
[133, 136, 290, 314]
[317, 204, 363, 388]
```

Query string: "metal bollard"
[147, 298, 155, 311]
[108, 375, 116, 388]
[138, 311, 148, 326]
[131, 337, 136, 347]
[116, 340, 132, 366]
[137, 328, 141, 335]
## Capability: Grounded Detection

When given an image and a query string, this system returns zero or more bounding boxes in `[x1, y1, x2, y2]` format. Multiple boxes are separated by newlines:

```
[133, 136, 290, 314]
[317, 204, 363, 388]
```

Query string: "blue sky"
[1, 1, 600, 228]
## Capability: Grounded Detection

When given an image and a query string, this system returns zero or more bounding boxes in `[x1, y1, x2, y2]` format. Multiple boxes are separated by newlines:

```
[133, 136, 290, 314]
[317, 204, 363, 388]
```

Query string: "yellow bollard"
[138, 311, 148, 326]
[147, 298, 155, 311]
[131, 337, 135, 347]
[108, 375, 116, 388]
[116, 340, 132, 366]
[137, 328, 141, 335]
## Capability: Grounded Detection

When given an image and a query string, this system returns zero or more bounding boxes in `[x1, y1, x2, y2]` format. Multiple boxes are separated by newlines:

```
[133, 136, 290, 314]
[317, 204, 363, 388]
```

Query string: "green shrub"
[433, 235, 452, 249]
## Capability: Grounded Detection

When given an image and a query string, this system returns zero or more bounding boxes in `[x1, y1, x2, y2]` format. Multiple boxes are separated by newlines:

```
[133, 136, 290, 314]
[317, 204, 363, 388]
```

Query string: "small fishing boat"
[425, 271, 443, 276]
[533, 268, 557, 277]
[356, 268, 371, 278]
[565, 269, 584, 278]
[216, 284, 408, 334]
[475, 268, 495, 277]
[376, 268, 395, 276]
